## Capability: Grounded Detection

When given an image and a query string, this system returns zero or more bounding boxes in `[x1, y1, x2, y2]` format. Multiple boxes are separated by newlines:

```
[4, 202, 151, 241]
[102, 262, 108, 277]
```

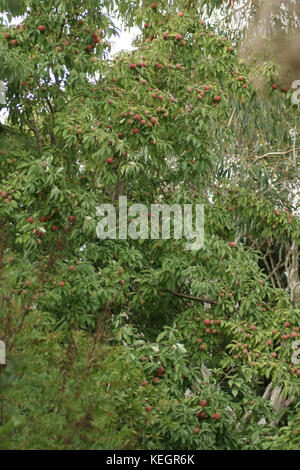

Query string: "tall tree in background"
[0, 0, 299, 450]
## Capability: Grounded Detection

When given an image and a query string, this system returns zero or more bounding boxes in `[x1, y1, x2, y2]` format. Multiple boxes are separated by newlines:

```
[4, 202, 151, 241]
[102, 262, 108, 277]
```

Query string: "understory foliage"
[0, 0, 299, 450]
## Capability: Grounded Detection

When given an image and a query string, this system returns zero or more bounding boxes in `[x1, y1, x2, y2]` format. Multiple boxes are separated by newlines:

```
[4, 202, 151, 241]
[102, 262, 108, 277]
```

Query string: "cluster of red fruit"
[85, 32, 101, 51]
[141, 365, 165, 388]
[196, 318, 222, 350]
[0, 188, 9, 204]
[195, 400, 221, 433]
[25, 214, 76, 245]
[272, 83, 288, 92]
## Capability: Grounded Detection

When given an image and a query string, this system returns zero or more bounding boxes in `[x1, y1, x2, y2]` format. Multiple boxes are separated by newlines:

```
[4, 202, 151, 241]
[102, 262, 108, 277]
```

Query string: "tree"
[0, 0, 299, 450]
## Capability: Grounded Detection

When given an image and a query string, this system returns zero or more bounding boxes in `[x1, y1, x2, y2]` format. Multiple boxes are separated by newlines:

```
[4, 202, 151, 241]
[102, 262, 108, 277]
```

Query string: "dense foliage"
[0, 0, 299, 450]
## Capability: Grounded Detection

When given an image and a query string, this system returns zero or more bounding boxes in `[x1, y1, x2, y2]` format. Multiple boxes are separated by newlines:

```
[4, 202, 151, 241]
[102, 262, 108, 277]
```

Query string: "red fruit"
[194, 427, 200, 434]
[259, 280, 264, 285]
[40, 216, 46, 222]
[237, 75, 243, 81]
[267, 340, 272, 346]
[52, 226, 58, 231]
[214, 96, 221, 102]
[213, 413, 221, 420]
[205, 328, 210, 334]
[230, 242, 236, 247]
[144, 23, 149, 28]
[272, 83, 277, 89]
[69, 265, 75, 271]
[178, 11, 184, 17]
[211, 329, 217, 334]
[106, 158, 113, 164]
[215, 319, 221, 325]
[141, 356, 147, 362]
[11, 39, 17, 46]
[228, 46, 233, 52]
[153, 377, 159, 384]
[145, 405, 151, 412]
[200, 400, 207, 407]
[4, 33, 9, 38]
[38, 25, 46, 32]
[197, 338, 202, 343]
[204, 318, 210, 325]
[27, 217, 34, 223]
[163, 32, 169, 39]
[141, 381, 148, 387]
[285, 322, 291, 328]
[151, 2, 157, 8]
[59, 281, 64, 287]
[120, 279, 125, 285]
[271, 352, 277, 358]
[86, 45, 92, 51]
[227, 292, 233, 298]
[272, 329, 277, 335]
[281, 87, 288, 92]
[176, 34, 183, 41]
[129, 63, 136, 69]
[133, 128, 139, 134]
[25, 280, 30, 286]
[68, 215, 75, 223]
[199, 344, 206, 350]
[198, 411, 206, 420]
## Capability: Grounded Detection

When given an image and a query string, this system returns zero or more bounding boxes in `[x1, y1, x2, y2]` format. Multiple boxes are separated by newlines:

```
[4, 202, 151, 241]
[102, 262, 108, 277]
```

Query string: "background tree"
[0, 0, 299, 450]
